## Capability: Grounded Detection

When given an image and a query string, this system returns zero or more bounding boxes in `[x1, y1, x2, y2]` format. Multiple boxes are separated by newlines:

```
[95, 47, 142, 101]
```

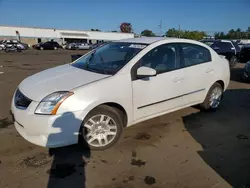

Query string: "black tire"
[79, 105, 123, 150]
[229, 55, 237, 68]
[200, 82, 223, 111]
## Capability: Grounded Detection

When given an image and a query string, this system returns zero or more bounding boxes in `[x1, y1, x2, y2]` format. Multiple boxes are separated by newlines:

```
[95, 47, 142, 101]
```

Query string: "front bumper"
[11, 97, 83, 148]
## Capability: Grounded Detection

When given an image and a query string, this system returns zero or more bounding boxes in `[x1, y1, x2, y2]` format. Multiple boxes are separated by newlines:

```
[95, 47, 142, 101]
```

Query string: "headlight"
[35, 91, 73, 115]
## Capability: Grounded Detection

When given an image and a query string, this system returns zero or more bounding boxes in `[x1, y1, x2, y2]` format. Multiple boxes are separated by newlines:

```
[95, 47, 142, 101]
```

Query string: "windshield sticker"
[129, 44, 146, 49]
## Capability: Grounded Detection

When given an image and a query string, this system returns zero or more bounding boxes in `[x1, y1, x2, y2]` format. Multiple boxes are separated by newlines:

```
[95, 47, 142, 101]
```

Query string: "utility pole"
[178, 24, 181, 38]
[158, 20, 162, 36]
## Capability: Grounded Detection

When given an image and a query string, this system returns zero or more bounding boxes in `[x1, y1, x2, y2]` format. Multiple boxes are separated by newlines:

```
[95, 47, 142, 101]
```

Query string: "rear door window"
[180, 43, 211, 67]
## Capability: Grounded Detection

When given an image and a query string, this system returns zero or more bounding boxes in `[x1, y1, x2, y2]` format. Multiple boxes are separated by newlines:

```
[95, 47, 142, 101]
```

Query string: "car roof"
[215, 40, 234, 43]
[117, 37, 170, 44]
[117, 37, 205, 46]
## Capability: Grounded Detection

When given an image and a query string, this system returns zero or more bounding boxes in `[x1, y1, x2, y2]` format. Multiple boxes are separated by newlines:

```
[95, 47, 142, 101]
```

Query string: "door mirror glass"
[137, 66, 156, 78]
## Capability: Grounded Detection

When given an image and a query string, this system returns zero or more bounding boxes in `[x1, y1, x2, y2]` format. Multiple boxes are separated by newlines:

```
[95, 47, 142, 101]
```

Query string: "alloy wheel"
[209, 86, 222, 108]
[84, 114, 117, 147]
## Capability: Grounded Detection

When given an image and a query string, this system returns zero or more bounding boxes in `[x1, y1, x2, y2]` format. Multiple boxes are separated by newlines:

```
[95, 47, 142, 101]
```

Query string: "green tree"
[166, 28, 206, 40]
[214, 32, 220, 39]
[141, 29, 156, 37]
[165, 28, 179, 37]
[246, 27, 250, 39]
[220, 32, 225, 39]
[214, 27, 250, 39]
[236, 28, 241, 39]
[228, 29, 236, 39]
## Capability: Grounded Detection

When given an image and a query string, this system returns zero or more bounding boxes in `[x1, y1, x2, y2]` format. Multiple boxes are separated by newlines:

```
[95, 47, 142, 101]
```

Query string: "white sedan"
[11, 37, 230, 150]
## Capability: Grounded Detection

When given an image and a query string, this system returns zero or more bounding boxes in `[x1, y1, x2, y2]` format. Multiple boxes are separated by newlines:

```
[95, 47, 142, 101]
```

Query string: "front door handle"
[206, 68, 213, 73]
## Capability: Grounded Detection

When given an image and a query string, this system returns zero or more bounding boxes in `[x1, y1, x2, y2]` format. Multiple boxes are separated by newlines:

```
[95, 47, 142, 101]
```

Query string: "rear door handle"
[206, 68, 213, 73]
[173, 77, 184, 83]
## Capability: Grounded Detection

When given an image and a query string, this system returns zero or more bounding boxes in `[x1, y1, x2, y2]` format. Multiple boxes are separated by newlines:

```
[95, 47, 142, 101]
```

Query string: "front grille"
[15, 89, 32, 109]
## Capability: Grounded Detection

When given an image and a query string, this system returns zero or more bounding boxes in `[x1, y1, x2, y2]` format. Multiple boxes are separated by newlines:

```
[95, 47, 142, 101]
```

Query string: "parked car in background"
[32, 42, 43, 49]
[34, 41, 61, 50]
[18, 42, 29, 50]
[78, 43, 92, 50]
[0, 40, 29, 50]
[11, 40, 29, 50]
[91, 43, 104, 49]
[75, 43, 92, 50]
[11, 37, 230, 150]
[65, 43, 77, 50]
[210, 40, 240, 67]
[199, 39, 215, 47]
[66, 43, 92, 50]
[0, 40, 6, 50]
[240, 44, 250, 63]
[5, 44, 22, 53]
[242, 60, 250, 81]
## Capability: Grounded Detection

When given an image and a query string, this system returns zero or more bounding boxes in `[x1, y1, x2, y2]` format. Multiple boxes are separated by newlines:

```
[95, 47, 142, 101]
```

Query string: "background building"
[0, 25, 135, 45]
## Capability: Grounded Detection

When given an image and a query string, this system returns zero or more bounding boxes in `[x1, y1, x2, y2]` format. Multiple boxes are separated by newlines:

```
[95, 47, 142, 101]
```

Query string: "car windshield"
[71, 42, 147, 75]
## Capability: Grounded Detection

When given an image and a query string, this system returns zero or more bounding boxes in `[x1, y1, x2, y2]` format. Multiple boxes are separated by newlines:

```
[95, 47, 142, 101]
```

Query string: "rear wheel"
[79, 105, 123, 150]
[54, 46, 57, 50]
[229, 55, 237, 68]
[40, 47, 44, 50]
[200, 83, 223, 111]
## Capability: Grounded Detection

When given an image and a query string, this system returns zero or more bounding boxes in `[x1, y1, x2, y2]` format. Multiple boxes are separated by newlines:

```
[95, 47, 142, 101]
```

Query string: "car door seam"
[137, 88, 205, 109]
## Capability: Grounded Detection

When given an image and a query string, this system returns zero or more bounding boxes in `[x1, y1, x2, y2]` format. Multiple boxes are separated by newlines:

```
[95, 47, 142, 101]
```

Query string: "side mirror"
[137, 66, 156, 78]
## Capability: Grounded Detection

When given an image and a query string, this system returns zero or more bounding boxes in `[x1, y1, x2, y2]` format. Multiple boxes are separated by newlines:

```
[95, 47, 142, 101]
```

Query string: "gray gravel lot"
[0, 50, 250, 188]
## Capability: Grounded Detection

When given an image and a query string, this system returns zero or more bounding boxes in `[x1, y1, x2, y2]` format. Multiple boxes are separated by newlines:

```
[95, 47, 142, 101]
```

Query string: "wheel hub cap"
[84, 114, 117, 147]
[209, 87, 222, 108]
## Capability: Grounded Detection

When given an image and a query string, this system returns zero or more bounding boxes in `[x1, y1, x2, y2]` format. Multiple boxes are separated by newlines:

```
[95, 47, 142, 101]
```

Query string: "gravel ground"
[0, 50, 250, 188]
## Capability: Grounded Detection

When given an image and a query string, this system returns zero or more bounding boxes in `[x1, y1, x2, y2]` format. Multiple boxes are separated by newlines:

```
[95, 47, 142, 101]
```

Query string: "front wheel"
[54, 46, 57, 50]
[80, 105, 123, 150]
[200, 83, 223, 111]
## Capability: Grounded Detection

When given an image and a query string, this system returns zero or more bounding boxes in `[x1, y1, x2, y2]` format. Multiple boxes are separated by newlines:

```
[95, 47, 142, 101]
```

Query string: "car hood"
[19, 64, 110, 101]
